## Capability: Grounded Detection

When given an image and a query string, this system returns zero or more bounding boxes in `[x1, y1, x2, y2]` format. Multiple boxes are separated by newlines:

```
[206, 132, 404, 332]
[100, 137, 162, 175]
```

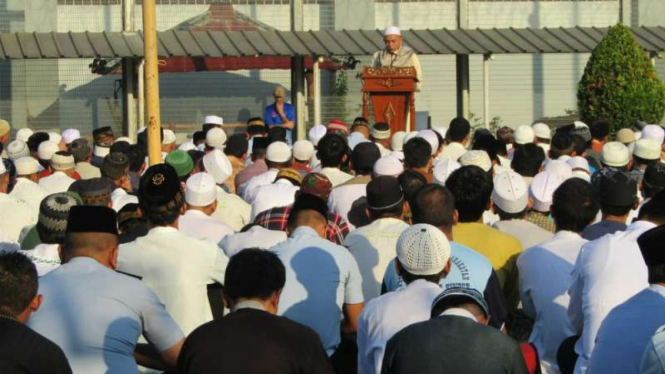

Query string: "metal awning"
[1, 26, 664, 59]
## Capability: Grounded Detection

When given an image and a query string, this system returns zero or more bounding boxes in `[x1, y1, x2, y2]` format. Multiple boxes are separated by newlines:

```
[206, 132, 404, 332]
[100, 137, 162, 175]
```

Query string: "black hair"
[601, 202, 633, 217]
[633, 155, 659, 168]
[265, 160, 292, 169]
[550, 131, 574, 159]
[110, 141, 131, 155]
[472, 134, 501, 163]
[399, 169, 428, 204]
[511, 144, 545, 177]
[224, 134, 249, 159]
[351, 142, 381, 176]
[143, 204, 181, 226]
[27, 132, 49, 153]
[447, 117, 471, 142]
[286, 193, 328, 232]
[571, 135, 588, 156]
[590, 120, 611, 140]
[224, 248, 286, 301]
[638, 190, 665, 223]
[368, 202, 403, 220]
[643, 163, 665, 199]
[411, 184, 456, 231]
[126, 144, 146, 173]
[193, 131, 206, 145]
[317, 133, 349, 168]
[3, 158, 16, 193]
[446, 166, 493, 223]
[551, 178, 600, 233]
[648, 264, 665, 284]
[404, 137, 432, 168]
[187, 150, 205, 173]
[268, 127, 288, 143]
[0, 252, 38, 316]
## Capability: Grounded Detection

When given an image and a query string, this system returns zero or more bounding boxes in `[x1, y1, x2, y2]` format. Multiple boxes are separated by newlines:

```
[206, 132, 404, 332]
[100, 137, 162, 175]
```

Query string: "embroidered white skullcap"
[634, 138, 661, 160]
[391, 131, 407, 152]
[529, 171, 561, 212]
[433, 159, 461, 185]
[14, 157, 40, 175]
[162, 129, 176, 145]
[15, 128, 33, 143]
[38, 140, 59, 161]
[266, 141, 291, 163]
[384, 26, 401, 36]
[48, 132, 62, 145]
[396, 223, 451, 276]
[514, 125, 535, 145]
[220, 226, 288, 258]
[532, 123, 551, 140]
[7, 140, 30, 161]
[492, 170, 528, 214]
[206, 127, 227, 148]
[642, 125, 665, 144]
[203, 149, 233, 185]
[186, 172, 218, 207]
[293, 140, 315, 161]
[204, 115, 224, 126]
[459, 150, 492, 172]
[417, 129, 440, 155]
[601, 141, 630, 167]
[544, 159, 573, 182]
[50, 152, 75, 171]
[308, 124, 327, 146]
[61, 129, 81, 145]
[373, 155, 404, 177]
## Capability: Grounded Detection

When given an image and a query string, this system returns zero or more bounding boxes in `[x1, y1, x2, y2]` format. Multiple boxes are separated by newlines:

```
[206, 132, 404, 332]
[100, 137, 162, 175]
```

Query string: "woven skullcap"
[185, 172, 217, 207]
[459, 150, 492, 172]
[50, 151, 75, 171]
[68, 178, 115, 207]
[69, 138, 91, 163]
[202, 149, 233, 185]
[396, 223, 451, 276]
[165, 150, 194, 178]
[371, 123, 391, 140]
[101, 152, 129, 180]
[38, 192, 82, 240]
[492, 170, 528, 214]
[38, 140, 59, 161]
[7, 140, 30, 161]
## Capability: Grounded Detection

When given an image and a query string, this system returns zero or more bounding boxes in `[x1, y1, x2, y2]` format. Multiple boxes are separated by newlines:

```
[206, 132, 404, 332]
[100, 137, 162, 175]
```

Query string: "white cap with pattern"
[396, 223, 451, 276]
[492, 170, 528, 214]
[7, 140, 30, 160]
[529, 171, 561, 212]
[186, 172, 218, 207]
[459, 150, 492, 172]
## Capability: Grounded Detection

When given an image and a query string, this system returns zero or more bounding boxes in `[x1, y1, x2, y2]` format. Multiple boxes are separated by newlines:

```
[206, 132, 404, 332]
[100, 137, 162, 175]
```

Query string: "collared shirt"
[179, 209, 234, 244]
[320, 167, 353, 187]
[344, 217, 410, 302]
[75, 161, 101, 180]
[493, 219, 554, 251]
[242, 169, 279, 204]
[118, 226, 229, 335]
[588, 285, 665, 374]
[28, 257, 184, 374]
[526, 210, 556, 233]
[517, 231, 587, 374]
[39, 171, 76, 194]
[235, 158, 267, 196]
[271, 226, 364, 355]
[640, 324, 665, 374]
[357, 279, 442, 374]
[437, 142, 467, 162]
[254, 205, 350, 245]
[22, 243, 61, 276]
[265, 102, 296, 144]
[250, 179, 299, 220]
[371, 45, 423, 86]
[568, 220, 654, 374]
[10, 177, 48, 214]
[328, 175, 371, 231]
[211, 186, 251, 231]
[0, 193, 37, 243]
[219, 226, 287, 258]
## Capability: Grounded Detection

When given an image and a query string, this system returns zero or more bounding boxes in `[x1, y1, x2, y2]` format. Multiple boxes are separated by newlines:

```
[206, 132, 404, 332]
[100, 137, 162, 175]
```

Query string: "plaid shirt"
[254, 205, 350, 245]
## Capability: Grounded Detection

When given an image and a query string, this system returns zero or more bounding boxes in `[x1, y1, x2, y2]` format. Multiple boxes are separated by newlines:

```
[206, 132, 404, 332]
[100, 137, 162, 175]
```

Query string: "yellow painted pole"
[142, 0, 162, 166]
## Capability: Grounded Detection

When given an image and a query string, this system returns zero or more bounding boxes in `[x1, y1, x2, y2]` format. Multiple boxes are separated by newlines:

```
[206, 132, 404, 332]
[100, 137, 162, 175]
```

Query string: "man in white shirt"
[271, 193, 364, 365]
[588, 224, 665, 374]
[0, 159, 38, 242]
[316, 133, 353, 187]
[518, 178, 600, 374]
[250, 168, 301, 220]
[39, 151, 77, 194]
[243, 141, 293, 203]
[437, 117, 470, 162]
[371, 26, 423, 87]
[566, 192, 665, 374]
[329, 142, 381, 230]
[357, 223, 451, 374]
[203, 149, 251, 231]
[345, 176, 409, 302]
[119, 164, 230, 336]
[10, 157, 48, 214]
[179, 172, 234, 244]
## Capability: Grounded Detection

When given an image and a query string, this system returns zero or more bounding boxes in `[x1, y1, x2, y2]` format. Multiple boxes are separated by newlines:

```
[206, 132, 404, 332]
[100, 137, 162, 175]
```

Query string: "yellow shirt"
[453, 222, 523, 310]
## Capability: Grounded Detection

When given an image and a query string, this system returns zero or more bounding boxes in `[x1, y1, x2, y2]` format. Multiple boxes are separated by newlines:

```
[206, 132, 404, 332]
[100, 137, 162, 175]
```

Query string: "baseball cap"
[492, 170, 529, 214]
[601, 142, 630, 167]
[396, 223, 451, 276]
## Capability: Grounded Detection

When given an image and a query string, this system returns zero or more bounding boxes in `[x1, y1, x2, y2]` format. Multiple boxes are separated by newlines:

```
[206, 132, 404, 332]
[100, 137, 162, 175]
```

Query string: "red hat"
[327, 119, 349, 135]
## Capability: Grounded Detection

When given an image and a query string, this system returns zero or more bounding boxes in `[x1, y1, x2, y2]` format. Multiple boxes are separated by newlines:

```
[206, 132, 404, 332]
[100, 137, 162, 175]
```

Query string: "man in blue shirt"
[265, 85, 296, 144]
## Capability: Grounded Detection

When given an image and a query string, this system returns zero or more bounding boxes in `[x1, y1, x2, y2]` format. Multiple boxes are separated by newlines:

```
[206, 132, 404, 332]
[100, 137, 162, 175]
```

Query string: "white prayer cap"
[266, 141, 291, 163]
[532, 123, 551, 140]
[391, 131, 407, 151]
[373, 155, 404, 177]
[433, 159, 461, 185]
[417, 129, 440, 155]
[93, 145, 110, 158]
[61, 129, 81, 145]
[115, 136, 133, 144]
[38, 140, 59, 161]
[634, 138, 661, 160]
[48, 132, 62, 145]
[396, 223, 451, 276]
[432, 126, 448, 140]
[162, 129, 176, 145]
[179, 141, 197, 152]
[14, 157, 40, 175]
[544, 159, 573, 182]
[601, 141, 630, 167]
[50, 152, 75, 171]
[15, 128, 33, 143]
[186, 172, 217, 207]
[529, 171, 561, 212]
[384, 26, 401, 36]
[204, 115, 224, 126]
[492, 170, 528, 214]
[514, 125, 535, 145]
[574, 120, 589, 129]
[293, 140, 315, 161]
[308, 124, 327, 146]
[219, 226, 288, 258]
[403, 131, 419, 146]
[642, 124, 665, 144]
[203, 149, 233, 185]
[459, 150, 492, 172]
[113, 194, 139, 212]
[348, 132, 370, 151]
[206, 127, 227, 148]
[567, 156, 589, 172]
[6, 140, 30, 161]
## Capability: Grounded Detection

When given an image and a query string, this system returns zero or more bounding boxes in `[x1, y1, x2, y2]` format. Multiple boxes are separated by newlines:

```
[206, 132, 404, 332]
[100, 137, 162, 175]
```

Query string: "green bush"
[577, 23, 665, 132]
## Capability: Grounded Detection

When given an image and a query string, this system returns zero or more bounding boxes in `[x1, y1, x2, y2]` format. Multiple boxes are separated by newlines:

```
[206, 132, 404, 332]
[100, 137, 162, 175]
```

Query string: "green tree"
[577, 23, 665, 132]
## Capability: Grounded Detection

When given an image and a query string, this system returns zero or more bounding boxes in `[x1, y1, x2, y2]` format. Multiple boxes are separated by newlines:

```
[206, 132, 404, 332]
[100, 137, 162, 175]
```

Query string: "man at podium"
[371, 26, 423, 88]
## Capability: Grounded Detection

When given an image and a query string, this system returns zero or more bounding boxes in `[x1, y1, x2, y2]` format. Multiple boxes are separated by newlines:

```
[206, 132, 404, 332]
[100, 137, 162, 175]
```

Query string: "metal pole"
[138, 59, 145, 130]
[142, 0, 162, 165]
[456, 0, 470, 120]
[483, 54, 490, 129]
[122, 0, 136, 140]
[291, 0, 306, 141]
[313, 58, 322, 126]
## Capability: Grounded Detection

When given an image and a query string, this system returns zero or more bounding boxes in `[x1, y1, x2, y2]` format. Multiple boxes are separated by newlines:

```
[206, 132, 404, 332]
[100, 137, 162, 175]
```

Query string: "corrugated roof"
[0, 26, 663, 59]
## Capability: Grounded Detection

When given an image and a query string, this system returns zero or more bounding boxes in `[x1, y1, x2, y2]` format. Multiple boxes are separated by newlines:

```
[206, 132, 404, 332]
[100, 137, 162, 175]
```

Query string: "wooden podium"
[361, 66, 417, 133]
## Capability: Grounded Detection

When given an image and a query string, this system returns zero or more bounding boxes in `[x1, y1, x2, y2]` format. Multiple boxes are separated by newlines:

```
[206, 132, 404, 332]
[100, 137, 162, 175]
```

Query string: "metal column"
[291, 0, 306, 141]
[456, 0, 470, 119]
[121, 0, 137, 139]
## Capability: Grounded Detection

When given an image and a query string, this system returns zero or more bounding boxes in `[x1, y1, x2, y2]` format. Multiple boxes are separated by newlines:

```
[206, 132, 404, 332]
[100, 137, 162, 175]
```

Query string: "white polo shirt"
[250, 179, 299, 220]
[179, 209, 234, 244]
[118, 226, 229, 336]
[0, 192, 37, 242]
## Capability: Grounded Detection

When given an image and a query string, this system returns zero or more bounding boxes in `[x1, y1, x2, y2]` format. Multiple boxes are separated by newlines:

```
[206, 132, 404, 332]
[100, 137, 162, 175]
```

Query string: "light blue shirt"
[383, 241, 494, 294]
[28, 257, 183, 374]
[271, 226, 364, 355]
[641, 324, 665, 374]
